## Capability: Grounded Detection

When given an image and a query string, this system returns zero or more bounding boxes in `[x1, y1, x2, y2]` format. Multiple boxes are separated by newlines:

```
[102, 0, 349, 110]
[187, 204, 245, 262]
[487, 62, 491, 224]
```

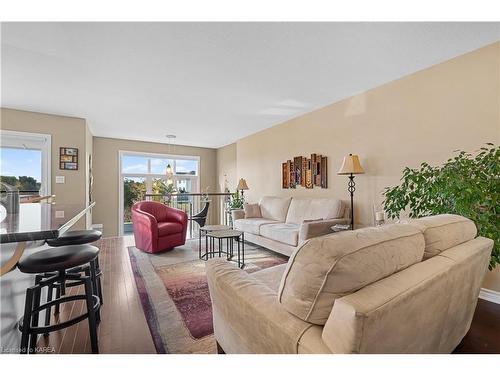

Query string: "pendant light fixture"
[165, 134, 176, 185]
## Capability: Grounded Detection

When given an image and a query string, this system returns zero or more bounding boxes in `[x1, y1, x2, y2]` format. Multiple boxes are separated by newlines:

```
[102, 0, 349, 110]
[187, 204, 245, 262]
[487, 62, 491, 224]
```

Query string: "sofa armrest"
[206, 259, 313, 354]
[231, 209, 245, 221]
[299, 218, 349, 241]
[322, 238, 493, 354]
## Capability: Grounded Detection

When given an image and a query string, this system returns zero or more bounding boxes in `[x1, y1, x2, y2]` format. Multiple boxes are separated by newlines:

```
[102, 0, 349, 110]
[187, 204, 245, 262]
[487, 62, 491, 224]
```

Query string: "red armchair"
[131, 201, 188, 253]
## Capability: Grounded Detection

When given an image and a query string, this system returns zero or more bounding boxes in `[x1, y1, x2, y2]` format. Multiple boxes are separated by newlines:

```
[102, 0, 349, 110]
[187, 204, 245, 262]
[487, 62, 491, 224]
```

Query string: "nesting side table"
[198, 225, 230, 258]
[202, 229, 245, 269]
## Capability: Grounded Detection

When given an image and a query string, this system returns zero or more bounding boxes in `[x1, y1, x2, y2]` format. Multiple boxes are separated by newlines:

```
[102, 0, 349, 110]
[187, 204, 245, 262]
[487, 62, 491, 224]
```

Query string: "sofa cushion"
[244, 203, 262, 218]
[409, 214, 477, 260]
[278, 223, 425, 325]
[233, 218, 280, 235]
[260, 223, 300, 246]
[259, 196, 292, 222]
[252, 264, 287, 292]
[158, 222, 183, 236]
[286, 198, 344, 224]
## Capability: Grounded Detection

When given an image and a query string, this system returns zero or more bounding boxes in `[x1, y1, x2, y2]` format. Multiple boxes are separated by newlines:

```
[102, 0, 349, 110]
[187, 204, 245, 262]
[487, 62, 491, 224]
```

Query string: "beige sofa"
[206, 214, 493, 354]
[232, 196, 349, 256]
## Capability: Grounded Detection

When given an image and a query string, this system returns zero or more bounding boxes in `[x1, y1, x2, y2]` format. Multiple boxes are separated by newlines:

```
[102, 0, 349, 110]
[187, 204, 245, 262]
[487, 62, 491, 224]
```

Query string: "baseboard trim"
[479, 288, 500, 304]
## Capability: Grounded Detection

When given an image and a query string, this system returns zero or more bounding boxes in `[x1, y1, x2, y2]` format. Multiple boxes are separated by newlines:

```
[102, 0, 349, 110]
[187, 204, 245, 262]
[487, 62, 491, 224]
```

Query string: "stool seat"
[18, 245, 99, 274]
[46, 229, 102, 247]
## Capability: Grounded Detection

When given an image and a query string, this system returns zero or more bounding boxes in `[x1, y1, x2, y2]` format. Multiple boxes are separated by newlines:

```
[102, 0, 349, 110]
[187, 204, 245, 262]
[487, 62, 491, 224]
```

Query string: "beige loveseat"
[207, 214, 493, 354]
[232, 196, 349, 256]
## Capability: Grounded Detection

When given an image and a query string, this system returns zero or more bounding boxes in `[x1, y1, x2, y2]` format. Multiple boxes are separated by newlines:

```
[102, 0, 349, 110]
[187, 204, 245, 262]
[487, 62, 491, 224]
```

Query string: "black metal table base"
[200, 233, 245, 269]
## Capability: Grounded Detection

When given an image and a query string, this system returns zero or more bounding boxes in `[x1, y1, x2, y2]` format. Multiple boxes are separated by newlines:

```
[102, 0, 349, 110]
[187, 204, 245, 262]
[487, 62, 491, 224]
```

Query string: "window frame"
[118, 150, 201, 235]
[0, 130, 52, 196]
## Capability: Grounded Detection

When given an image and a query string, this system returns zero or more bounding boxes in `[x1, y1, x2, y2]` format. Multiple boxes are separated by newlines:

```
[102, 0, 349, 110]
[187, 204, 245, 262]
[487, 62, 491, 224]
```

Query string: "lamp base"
[348, 174, 355, 230]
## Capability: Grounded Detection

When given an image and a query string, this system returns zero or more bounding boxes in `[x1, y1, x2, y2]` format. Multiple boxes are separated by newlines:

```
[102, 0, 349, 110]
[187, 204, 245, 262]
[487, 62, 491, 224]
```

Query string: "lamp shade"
[337, 154, 365, 175]
[237, 178, 249, 191]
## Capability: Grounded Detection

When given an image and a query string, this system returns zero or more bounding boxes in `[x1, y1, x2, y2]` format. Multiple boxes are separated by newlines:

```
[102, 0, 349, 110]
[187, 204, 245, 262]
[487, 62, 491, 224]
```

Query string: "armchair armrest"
[206, 259, 312, 354]
[132, 208, 158, 229]
[131, 208, 159, 249]
[299, 218, 349, 241]
[164, 206, 188, 225]
[231, 208, 245, 221]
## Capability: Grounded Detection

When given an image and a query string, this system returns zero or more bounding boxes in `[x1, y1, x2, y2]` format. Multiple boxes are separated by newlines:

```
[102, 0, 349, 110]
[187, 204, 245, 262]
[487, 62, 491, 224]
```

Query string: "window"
[175, 159, 198, 175]
[0, 130, 51, 196]
[150, 158, 174, 174]
[119, 151, 200, 234]
[121, 155, 148, 174]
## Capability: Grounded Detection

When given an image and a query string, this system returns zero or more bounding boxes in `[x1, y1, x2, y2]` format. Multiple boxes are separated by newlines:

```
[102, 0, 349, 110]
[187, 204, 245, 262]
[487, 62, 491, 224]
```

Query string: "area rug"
[128, 239, 288, 354]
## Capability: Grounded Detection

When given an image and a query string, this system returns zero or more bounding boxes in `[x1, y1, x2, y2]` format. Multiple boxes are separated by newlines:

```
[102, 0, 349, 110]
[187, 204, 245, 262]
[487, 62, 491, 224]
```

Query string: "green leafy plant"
[383, 143, 499, 270]
[229, 190, 244, 210]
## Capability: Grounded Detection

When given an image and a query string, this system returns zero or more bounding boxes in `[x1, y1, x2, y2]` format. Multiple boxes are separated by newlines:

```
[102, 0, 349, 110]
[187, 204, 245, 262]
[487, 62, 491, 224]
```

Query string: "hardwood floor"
[453, 298, 500, 354]
[37, 235, 500, 354]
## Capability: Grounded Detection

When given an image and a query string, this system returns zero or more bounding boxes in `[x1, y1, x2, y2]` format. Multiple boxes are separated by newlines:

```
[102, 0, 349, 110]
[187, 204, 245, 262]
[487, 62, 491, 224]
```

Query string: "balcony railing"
[143, 192, 233, 237]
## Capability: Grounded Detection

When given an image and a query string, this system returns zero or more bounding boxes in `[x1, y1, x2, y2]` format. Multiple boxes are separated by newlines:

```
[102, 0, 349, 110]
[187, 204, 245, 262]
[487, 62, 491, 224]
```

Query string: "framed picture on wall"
[60, 147, 79, 170]
[281, 154, 327, 190]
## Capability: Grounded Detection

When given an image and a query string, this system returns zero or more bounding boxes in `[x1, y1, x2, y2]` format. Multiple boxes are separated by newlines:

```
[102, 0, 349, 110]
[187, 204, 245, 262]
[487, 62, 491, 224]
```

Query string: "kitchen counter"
[0, 202, 95, 244]
[0, 201, 95, 276]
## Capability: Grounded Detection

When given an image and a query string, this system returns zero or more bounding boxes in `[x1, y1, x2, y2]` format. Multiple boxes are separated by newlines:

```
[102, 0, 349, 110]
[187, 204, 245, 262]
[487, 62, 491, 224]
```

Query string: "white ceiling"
[1, 22, 499, 148]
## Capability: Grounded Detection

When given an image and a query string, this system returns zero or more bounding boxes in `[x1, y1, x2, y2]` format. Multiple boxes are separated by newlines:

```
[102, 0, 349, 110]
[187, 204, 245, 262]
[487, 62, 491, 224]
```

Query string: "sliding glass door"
[119, 151, 200, 235]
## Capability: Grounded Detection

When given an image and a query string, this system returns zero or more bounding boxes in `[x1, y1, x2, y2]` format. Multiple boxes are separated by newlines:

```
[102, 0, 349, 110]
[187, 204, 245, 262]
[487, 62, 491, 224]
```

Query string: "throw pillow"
[244, 203, 262, 218]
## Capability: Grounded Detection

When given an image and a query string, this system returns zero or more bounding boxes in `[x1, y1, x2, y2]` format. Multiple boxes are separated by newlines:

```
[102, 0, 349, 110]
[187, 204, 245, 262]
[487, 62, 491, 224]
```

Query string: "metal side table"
[203, 229, 245, 269]
[198, 225, 230, 259]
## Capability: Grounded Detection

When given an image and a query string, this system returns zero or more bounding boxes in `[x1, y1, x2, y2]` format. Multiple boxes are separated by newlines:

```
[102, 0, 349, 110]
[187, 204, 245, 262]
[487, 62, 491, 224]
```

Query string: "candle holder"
[373, 204, 385, 227]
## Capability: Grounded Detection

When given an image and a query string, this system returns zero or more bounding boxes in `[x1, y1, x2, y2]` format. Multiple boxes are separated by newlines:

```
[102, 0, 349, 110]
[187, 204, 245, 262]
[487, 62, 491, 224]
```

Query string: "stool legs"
[83, 276, 99, 354]
[54, 284, 61, 314]
[93, 257, 103, 306]
[58, 282, 66, 313]
[29, 275, 42, 352]
[45, 258, 103, 325]
[19, 270, 100, 354]
[20, 287, 34, 354]
[43, 284, 53, 336]
[86, 265, 100, 323]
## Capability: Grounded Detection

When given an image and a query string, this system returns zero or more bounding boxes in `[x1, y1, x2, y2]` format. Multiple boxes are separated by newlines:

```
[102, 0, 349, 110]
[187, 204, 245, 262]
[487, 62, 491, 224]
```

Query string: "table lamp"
[237, 178, 249, 199]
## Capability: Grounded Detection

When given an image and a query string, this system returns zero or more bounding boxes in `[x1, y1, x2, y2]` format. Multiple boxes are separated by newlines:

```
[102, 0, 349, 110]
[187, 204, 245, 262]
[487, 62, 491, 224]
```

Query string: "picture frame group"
[60, 147, 79, 170]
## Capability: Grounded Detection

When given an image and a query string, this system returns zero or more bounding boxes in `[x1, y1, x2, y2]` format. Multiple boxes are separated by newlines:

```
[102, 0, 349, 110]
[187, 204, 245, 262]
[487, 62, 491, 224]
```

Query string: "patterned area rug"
[128, 239, 288, 354]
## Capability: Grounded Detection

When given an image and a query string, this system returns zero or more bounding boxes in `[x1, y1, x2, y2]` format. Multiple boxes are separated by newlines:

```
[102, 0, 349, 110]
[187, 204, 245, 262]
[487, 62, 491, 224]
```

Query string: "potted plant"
[152, 179, 176, 205]
[228, 190, 244, 225]
[383, 143, 499, 270]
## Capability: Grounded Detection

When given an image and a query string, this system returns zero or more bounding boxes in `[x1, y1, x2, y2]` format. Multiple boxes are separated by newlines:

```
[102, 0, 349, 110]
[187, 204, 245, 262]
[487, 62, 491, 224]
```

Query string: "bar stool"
[17, 244, 100, 354]
[45, 230, 103, 324]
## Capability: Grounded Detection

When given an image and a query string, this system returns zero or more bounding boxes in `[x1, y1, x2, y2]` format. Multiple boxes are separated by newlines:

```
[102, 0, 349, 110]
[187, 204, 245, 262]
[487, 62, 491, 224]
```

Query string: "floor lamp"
[337, 154, 365, 230]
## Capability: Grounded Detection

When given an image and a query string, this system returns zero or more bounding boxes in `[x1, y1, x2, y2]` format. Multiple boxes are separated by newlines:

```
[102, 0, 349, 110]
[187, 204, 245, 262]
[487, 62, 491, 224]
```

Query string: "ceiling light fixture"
[165, 134, 176, 184]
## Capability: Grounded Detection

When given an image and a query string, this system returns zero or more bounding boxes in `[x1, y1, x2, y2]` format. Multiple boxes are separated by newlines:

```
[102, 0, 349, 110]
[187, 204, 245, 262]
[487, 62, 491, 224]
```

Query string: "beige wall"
[92, 136, 217, 237]
[216, 143, 237, 192]
[223, 42, 500, 291]
[1, 108, 91, 229]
